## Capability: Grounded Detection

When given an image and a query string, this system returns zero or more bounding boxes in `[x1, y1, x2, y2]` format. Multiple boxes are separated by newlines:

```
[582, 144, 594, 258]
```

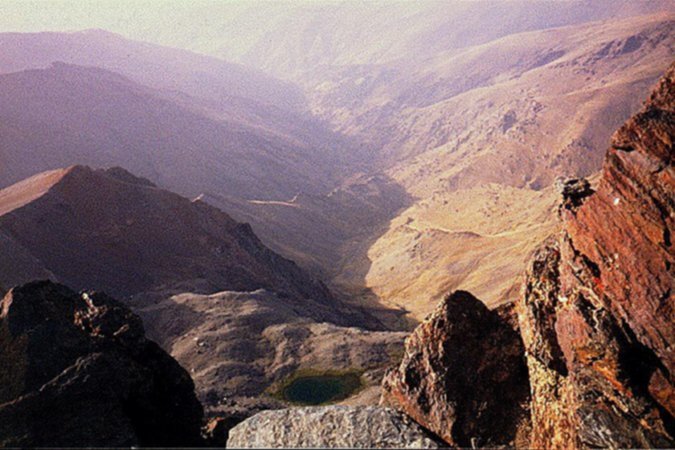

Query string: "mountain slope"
[347, 14, 674, 318]
[0, 29, 302, 111]
[0, 166, 338, 315]
[0, 63, 347, 201]
[0, 165, 401, 414]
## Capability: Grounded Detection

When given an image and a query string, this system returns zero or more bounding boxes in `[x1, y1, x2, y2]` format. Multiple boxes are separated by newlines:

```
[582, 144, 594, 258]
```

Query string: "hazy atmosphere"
[0, 1, 673, 448]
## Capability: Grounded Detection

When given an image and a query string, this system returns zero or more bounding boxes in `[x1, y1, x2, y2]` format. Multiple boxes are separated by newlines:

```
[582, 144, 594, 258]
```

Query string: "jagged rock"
[554, 177, 594, 209]
[226, 405, 444, 448]
[380, 290, 530, 447]
[0, 281, 204, 447]
[518, 62, 674, 449]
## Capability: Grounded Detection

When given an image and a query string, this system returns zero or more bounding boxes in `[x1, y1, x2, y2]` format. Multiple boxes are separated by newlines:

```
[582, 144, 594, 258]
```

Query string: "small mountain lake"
[280, 372, 363, 405]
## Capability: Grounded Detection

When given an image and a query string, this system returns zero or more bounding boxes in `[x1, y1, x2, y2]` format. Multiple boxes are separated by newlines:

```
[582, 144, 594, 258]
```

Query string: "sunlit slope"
[343, 15, 674, 320]
[365, 185, 557, 318]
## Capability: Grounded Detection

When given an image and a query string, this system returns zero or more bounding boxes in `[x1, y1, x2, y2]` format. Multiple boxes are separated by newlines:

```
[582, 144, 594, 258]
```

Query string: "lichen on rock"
[226, 405, 445, 448]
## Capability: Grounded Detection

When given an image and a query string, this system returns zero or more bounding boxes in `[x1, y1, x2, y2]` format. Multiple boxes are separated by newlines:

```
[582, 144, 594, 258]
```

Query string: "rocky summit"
[518, 62, 674, 448]
[0, 281, 203, 447]
[380, 290, 530, 447]
[226, 405, 445, 448]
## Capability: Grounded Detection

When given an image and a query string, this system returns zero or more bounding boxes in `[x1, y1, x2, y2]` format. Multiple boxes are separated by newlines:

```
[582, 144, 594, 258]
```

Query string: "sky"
[0, 0, 432, 61]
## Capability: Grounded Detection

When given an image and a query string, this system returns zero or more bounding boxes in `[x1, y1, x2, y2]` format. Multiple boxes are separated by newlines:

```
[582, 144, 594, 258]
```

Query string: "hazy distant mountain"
[140, 0, 674, 80]
[2, 1, 672, 74]
[0, 29, 303, 111]
[0, 63, 349, 201]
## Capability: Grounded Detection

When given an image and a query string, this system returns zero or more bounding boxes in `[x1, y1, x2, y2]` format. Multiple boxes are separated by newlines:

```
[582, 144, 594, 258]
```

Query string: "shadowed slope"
[0, 165, 351, 323]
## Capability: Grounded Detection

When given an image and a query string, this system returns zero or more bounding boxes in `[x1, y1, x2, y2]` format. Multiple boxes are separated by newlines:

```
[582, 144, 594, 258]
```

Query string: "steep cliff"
[518, 62, 674, 448]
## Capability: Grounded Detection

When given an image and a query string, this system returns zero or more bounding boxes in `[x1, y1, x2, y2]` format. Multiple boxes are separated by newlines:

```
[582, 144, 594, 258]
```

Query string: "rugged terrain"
[0, 165, 403, 415]
[366, 62, 674, 449]
[0, 10, 672, 323]
[517, 61, 674, 449]
[356, 14, 675, 319]
[137, 288, 405, 415]
[123, 4, 673, 320]
[0, 4, 672, 447]
[0, 281, 204, 447]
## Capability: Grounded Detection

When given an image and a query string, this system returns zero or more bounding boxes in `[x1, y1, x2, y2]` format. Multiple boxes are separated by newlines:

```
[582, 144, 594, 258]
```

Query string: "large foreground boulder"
[380, 290, 530, 447]
[226, 405, 444, 448]
[517, 63, 674, 448]
[0, 280, 204, 447]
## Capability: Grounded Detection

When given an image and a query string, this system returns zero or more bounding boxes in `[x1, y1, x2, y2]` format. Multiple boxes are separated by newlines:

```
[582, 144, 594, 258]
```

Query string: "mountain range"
[0, 2, 672, 446]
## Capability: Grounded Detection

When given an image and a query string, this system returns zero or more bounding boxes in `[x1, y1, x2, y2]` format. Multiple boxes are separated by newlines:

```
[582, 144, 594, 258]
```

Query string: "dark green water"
[282, 373, 362, 405]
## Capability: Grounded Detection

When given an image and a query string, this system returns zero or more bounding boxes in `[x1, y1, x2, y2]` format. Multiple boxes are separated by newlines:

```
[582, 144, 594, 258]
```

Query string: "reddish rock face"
[0, 281, 204, 447]
[380, 291, 530, 447]
[519, 62, 674, 448]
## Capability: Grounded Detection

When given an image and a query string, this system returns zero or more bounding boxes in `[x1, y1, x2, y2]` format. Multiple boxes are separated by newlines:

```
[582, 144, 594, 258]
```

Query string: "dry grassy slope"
[365, 185, 558, 318]
[330, 15, 674, 320]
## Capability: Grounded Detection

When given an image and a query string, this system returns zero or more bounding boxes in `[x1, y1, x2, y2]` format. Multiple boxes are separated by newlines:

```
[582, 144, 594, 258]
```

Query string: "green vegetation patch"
[271, 368, 365, 406]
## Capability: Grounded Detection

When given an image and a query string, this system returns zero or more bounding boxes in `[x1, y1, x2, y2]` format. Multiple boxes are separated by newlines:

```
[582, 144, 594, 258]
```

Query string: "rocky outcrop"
[380, 291, 530, 447]
[0, 281, 203, 447]
[518, 63, 674, 448]
[226, 405, 444, 448]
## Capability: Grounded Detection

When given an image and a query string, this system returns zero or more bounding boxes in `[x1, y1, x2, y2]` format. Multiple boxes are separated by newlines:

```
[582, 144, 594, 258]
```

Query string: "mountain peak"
[0, 165, 362, 326]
